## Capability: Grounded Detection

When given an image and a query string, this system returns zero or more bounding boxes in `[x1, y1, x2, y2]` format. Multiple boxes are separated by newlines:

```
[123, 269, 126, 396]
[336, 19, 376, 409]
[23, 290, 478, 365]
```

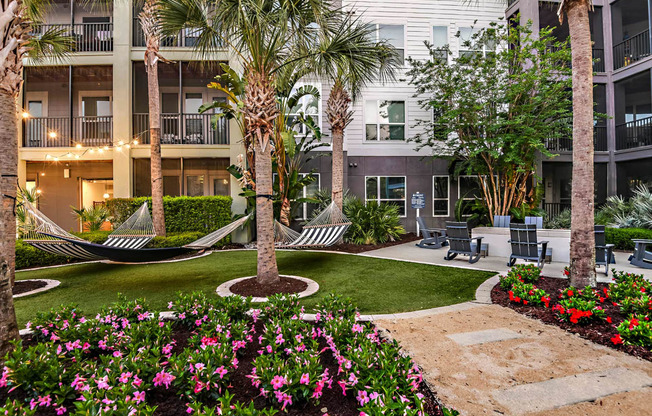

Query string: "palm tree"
[317, 16, 400, 209]
[159, 0, 368, 285]
[139, 0, 167, 237]
[0, 0, 76, 356]
[558, 1, 596, 288]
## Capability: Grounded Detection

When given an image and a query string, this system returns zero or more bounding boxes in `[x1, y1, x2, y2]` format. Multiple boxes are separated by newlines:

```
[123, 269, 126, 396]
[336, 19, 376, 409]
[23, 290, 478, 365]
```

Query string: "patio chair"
[493, 215, 511, 228]
[444, 222, 483, 264]
[507, 224, 549, 268]
[525, 216, 544, 229]
[415, 217, 448, 249]
[595, 225, 615, 275]
[629, 239, 652, 269]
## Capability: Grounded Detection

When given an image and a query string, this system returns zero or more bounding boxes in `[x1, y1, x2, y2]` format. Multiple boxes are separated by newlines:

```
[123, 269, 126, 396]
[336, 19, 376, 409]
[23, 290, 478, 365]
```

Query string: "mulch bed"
[491, 276, 652, 362]
[230, 276, 308, 297]
[7, 321, 447, 416]
[12, 280, 47, 296]
[311, 233, 420, 254]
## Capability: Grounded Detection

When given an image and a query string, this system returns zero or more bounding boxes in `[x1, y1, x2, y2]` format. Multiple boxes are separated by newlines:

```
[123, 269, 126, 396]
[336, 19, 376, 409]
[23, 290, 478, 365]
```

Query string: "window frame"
[364, 99, 407, 142]
[432, 175, 450, 217]
[296, 172, 320, 221]
[458, 26, 494, 58]
[431, 25, 449, 64]
[364, 175, 407, 218]
[369, 23, 406, 62]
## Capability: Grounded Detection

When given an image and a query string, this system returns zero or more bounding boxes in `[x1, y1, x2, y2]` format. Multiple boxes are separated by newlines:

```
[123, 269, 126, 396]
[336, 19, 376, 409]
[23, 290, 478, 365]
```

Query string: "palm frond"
[24, 26, 75, 62]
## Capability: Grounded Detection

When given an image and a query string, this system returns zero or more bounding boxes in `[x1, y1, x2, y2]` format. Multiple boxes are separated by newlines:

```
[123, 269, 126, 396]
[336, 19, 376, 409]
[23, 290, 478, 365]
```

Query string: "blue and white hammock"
[274, 202, 351, 248]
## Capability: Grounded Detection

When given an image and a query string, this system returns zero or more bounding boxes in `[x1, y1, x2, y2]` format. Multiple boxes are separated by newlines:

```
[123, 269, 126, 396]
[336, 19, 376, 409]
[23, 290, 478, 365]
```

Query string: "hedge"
[605, 227, 652, 251]
[16, 231, 220, 270]
[105, 196, 233, 234]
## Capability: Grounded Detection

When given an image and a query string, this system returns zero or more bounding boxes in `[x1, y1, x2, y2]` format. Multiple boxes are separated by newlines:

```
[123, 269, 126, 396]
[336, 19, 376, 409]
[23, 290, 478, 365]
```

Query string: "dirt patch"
[12, 280, 47, 296]
[377, 304, 652, 416]
[491, 276, 652, 361]
[230, 276, 309, 297]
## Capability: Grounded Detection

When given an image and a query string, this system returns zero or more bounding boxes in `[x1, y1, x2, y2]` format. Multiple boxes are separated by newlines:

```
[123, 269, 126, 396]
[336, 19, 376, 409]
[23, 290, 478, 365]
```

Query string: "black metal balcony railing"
[133, 113, 229, 145]
[543, 202, 571, 219]
[616, 116, 652, 150]
[592, 48, 605, 72]
[544, 126, 607, 153]
[132, 18, 202, 47]
[613, 29, 650, 70]
[23, 116, 113, 147]
[32, 23, 113, 52]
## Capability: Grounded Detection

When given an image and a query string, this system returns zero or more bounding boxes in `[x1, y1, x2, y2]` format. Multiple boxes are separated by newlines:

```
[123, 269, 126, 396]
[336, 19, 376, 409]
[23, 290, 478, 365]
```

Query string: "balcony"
[133, 113, 229, 145]
[616, 116, 652, 150]
[132, 18, 202, 47]
[23, 116, 113, 148]
[544, 126, 608, 153]
[32, 22, 113, 52]
[613, 29, 650, 70]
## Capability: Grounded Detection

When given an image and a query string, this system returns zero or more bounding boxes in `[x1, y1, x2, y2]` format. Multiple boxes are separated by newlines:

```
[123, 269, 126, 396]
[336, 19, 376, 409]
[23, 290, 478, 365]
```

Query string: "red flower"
[606, 317, 613, 324]
[642, 287, 646, 293]
[528, 290, 534, 296]
[611, 334, 623, 345]
[523, 300, 528, 305]
[629, 318, 639, 330]
[567, 290, 574, 297]
[599, 297, 605, 303]
[508, 291, 514, 301]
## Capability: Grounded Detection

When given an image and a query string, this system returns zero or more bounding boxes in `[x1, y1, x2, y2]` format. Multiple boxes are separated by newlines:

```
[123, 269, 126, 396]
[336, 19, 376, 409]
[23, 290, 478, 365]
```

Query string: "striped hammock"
[274, 202, 351, 248]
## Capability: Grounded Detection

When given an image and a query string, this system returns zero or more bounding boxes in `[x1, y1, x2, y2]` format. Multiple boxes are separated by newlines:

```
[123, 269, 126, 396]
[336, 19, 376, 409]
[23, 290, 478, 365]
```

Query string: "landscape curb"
[13, 279, 61, 299]
[216, 275, 320, 303]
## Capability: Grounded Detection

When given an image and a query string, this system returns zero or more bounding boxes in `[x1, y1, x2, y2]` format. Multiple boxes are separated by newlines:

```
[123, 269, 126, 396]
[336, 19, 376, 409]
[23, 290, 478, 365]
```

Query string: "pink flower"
[153, 371, 175, 389]
[133, 391, 145, 404]
[348, 373, 358, 385]
[352, 324, 364, 333]
[119, 372, 132, 384]
[271, 375, 286, 390]
[96, 376, 110, 390]
[56, 406, 67, 415]
[214, 366, 228, 379]
[300, 373, 310, 385]
[356, 390, 370, 405]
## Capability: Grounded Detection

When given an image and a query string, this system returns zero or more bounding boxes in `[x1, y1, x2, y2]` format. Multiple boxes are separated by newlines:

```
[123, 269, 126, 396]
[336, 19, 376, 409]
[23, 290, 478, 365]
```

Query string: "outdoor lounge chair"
[493, 215, 511, 228]
[595, 225, 615, 275]
[525, 216, 543, 229]
[443, 222, 483, 264]
[629, 239, 652, 269]
[415, 217, 448, 249]
[507, 224, 549, 268]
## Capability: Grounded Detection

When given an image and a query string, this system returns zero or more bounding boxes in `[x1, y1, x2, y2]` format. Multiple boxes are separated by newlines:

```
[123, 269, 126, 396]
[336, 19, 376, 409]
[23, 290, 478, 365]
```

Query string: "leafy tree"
[407, 19, 573, 224]
[0, 0, 93, 357]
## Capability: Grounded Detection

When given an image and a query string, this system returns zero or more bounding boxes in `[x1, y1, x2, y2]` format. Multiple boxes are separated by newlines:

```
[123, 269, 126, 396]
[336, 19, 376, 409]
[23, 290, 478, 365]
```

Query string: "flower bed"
[492, 269, 652, 361]
[1, 293, 456, 415]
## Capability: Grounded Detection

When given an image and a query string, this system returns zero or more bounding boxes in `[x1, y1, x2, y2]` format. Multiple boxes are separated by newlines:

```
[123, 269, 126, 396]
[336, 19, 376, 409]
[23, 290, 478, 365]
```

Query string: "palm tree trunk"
[246, 69, 280, 285]
[146, 43, 166, 237]
[567, 2, 596, 287]
[327, 81, 352, 210]
[0, 91, 20, 357]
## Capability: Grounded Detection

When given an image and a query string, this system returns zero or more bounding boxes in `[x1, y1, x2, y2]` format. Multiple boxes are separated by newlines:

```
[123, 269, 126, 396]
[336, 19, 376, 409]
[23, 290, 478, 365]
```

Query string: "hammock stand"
[274, 202, 351, 249]
[22, 199, 250, 263]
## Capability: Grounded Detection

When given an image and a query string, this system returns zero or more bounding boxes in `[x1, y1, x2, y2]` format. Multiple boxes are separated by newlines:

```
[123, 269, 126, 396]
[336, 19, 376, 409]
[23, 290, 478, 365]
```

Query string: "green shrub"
[544, 209, 571, 229]
[605, 227, 652, 250]
[106, 196, 232, 234]
[344, 199, 405, 245]
[15, 240, 75, 270]
[507, 282, 550, 306]
[72, 230, 111, 244]
[615, 316, 652, 348]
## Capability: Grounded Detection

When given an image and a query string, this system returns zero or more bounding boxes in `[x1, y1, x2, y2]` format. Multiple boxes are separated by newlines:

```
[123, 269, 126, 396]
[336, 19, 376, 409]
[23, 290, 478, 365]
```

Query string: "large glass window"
[365, 100, 406, 141]
[133, 157, 229, 197]
[459, 27, 495, 58]
[433, 176, 450, 216]
[368, 24, 405, 61]
[365, 176, 406, 216]
[432, 26, 449, 63]
[458, 175, 483, 200]
[296, 173, 320, 220]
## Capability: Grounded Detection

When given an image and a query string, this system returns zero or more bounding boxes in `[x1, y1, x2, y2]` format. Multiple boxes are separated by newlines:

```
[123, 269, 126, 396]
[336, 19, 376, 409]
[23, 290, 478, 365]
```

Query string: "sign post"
[411, 192, 426, 235]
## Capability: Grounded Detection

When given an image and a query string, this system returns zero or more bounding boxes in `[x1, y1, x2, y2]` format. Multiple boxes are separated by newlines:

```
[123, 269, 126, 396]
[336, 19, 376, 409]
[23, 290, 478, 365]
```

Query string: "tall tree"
[318, 15, 400, 210]
[1, 0, 75, 357]
[559, 1, 597, 288]
[139, 0, 167, 236]
[159, 0, 369, 285]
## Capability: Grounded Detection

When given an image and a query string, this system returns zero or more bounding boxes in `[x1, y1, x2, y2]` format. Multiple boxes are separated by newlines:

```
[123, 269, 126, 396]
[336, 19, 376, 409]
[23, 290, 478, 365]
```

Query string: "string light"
[22, 112, 30, 119]
[48, 131, 57, 139]
[76, 143, 82, 149]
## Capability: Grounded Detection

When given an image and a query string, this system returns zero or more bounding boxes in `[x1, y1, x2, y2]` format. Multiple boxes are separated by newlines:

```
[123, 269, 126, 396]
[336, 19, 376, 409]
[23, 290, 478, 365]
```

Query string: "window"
[432, 26, 449, 63]
[296, 173, 320, 220]
[369, 24, 405, 61]
[365, 100, 406, 141]
[459, 27, 495, 58]
[287, 83, 321, 136]
[458, 175, 483, 200]
[433, 176, 450, 216]
[365, 176, 406, 216]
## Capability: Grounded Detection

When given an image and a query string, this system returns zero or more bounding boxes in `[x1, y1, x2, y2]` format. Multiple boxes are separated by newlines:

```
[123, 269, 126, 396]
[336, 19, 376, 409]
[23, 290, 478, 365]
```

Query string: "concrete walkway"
[363, 241, 652, 415]
[362, 241, 652, 282]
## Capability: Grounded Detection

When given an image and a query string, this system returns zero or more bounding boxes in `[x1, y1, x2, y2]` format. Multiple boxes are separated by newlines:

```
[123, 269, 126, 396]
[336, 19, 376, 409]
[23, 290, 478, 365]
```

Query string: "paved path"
[377, 304, 652, 415]
[362, 241, 652, 282]
[364, 242, 652, 415]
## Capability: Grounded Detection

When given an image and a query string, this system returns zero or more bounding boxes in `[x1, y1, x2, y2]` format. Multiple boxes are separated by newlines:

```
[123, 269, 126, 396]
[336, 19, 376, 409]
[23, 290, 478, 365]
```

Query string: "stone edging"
[13, 279, 61, 299]
[216, 275, 320, 303]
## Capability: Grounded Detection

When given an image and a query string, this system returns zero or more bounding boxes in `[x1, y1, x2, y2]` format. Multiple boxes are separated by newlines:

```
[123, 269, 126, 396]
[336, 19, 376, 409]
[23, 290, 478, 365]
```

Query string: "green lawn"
[14, 250, 495, 327]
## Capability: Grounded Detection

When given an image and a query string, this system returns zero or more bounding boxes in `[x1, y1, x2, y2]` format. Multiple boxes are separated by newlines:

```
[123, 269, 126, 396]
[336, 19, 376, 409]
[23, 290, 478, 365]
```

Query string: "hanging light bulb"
[36, 189, 42, 194]
[53, 157, 59, 161]
[98, 148, 104, 154]
[45, 154, 51, 159]
[125, 144, 131, 149]
[40, 172, 45, 176]
[89, 148, 95, 154]
[133, 140, 139, 145]
[74, 154, 80, 159]
[116, 146, 122, 151]
[103, 193, 110, 199]
[118, 140, 124, 146]
[21, 112, 30, 119]
[103, 145, 109, 150]
[48, 131, 57, 139]
[76, 143, 82, 149]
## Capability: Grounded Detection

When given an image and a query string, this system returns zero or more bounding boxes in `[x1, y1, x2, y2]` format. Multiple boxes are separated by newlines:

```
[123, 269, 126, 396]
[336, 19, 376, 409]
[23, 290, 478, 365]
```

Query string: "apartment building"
[20, 0, 650, 235]
[508, 0, 652, 218]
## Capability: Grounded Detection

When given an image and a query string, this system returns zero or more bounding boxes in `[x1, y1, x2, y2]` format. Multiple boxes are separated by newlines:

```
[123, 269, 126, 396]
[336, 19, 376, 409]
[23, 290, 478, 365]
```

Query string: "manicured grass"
[14, 250, 495, 327]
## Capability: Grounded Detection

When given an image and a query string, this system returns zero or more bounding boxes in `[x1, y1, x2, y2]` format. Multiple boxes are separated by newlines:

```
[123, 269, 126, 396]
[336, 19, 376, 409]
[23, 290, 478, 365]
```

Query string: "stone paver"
[492, 367, 652, 415]
[447, 328, 523, 346]
[376, 304, 652, 416]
